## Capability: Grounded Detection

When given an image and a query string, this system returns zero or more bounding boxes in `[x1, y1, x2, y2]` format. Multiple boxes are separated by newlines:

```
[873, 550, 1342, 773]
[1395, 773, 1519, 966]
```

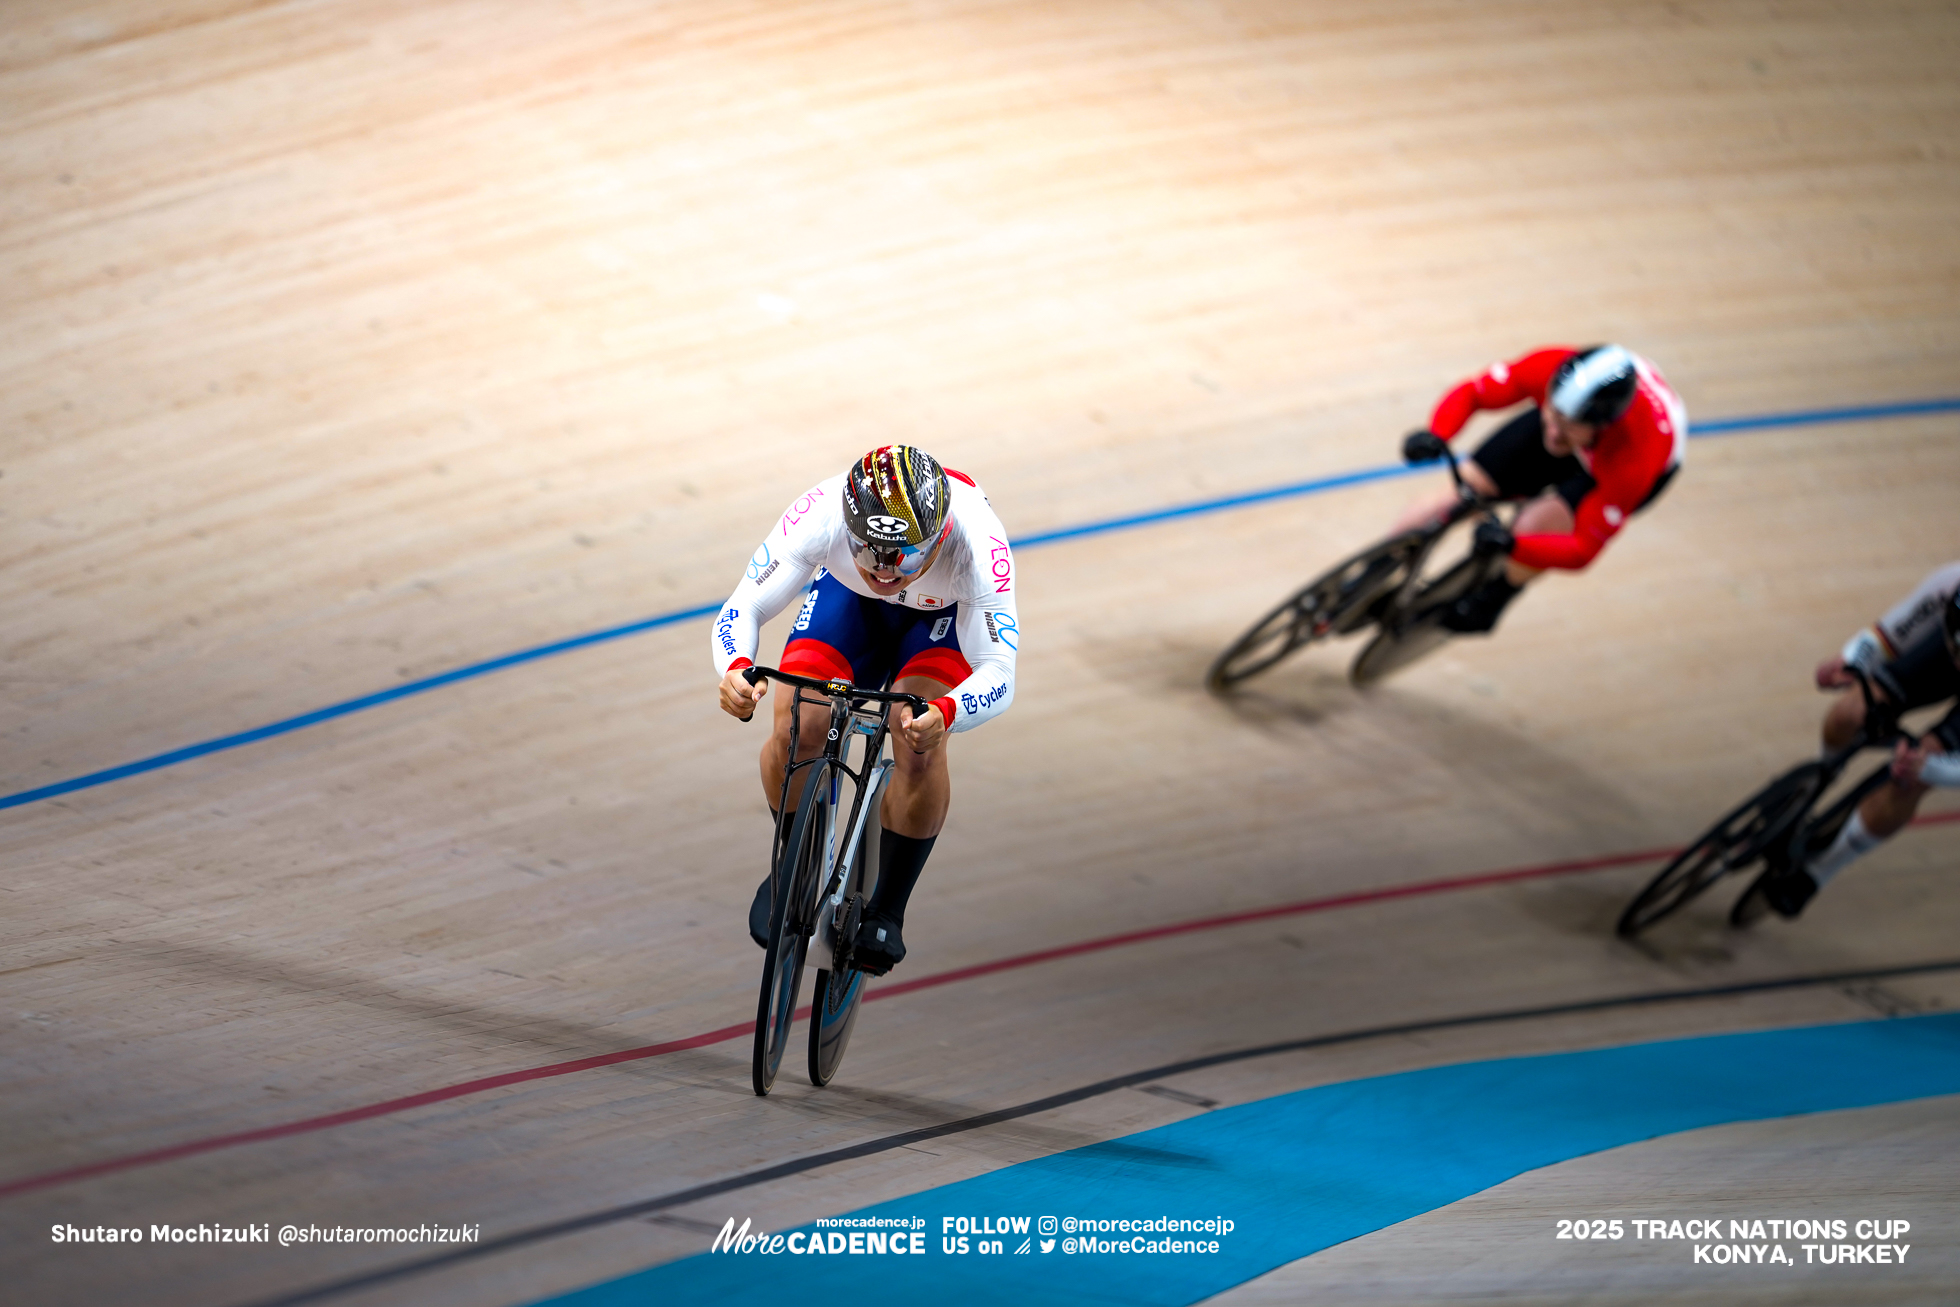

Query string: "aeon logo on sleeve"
[987, 537, 1013, 594]
[779, 487, 825, 537]
[983, 611, 1018, 650]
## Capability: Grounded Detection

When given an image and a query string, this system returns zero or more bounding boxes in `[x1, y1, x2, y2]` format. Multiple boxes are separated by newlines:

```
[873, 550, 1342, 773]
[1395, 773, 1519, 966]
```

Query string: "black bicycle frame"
[742, 666, 929, 918]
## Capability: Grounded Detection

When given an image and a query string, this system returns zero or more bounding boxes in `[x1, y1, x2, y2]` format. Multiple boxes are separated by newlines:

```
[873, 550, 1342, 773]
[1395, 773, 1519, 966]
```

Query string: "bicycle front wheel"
[1207, 533, 1423, 692]
[1616, 762, 1825, 938]
[753, 762, 836, 1096]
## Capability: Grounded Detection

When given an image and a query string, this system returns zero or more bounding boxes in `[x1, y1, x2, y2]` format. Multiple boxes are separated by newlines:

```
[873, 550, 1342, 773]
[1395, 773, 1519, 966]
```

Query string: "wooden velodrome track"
[5, 1, 1959, 1303]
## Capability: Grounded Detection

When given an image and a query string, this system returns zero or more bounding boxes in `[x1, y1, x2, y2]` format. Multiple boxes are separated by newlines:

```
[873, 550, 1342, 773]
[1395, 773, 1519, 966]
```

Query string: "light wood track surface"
[3, 2, 1958, 1304]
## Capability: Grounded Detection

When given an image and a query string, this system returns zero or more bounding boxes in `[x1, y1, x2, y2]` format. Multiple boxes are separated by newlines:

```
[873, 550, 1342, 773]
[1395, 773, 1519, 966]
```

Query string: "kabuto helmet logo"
[865, 514, 909, 538]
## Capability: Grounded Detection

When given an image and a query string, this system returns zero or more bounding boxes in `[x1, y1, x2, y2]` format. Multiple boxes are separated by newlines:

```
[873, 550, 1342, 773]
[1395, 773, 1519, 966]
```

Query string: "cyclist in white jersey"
[1755, 561, 1960, 917]
[712, 446, 1019, 973]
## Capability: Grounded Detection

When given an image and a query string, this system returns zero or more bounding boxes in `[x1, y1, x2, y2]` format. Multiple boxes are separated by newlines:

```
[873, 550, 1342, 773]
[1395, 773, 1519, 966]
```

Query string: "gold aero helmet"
[842, 445, 952, 578]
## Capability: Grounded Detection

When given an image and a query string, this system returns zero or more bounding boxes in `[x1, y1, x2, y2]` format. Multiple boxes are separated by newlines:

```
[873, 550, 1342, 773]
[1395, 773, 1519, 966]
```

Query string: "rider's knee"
[769, 699, 829, 760]
[1459, 460, 1500, 499]
[1512, 492, 1573, 536]
[1821, 688, 1867, 749]
[889, 738, 946, 780]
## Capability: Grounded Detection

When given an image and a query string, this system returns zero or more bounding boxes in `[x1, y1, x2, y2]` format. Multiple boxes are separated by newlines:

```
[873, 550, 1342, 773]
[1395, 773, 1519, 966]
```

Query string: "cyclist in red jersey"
[1393, 345, 1687, 632]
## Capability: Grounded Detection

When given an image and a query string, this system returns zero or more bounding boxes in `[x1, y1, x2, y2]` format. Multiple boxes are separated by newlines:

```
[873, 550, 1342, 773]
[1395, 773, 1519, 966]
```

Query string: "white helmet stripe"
[1551, 344, 1634, 419]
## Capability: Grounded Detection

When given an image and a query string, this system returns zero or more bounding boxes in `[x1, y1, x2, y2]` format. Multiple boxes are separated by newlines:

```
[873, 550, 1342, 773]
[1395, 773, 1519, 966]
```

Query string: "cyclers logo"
[716, 607, 742, 656]
[960, 683, 1009, 716]
[983, 611, 1018, 650]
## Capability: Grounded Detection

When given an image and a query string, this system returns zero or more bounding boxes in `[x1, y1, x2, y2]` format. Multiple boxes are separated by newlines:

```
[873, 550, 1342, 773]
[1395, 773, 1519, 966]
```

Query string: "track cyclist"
[1749, 562, 1960, 919]
[1394, 345, 1686, 633]
[713, 446, 1019, 975]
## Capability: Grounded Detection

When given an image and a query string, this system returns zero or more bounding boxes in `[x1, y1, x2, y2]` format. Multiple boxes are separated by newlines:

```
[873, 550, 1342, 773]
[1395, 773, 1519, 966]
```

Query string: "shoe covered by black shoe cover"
[853, 911, 907, 976]
[749, 876, 774, 949]
[1437, 575, 1520, 634]
[1760, 864, 1820, 919]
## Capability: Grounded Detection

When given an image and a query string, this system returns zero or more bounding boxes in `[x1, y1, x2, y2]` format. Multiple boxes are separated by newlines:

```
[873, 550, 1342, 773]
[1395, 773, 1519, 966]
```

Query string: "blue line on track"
[0, 605, 719, 811]
[538, 1013, 1960, 1307]
[6, 395, 1957, 812]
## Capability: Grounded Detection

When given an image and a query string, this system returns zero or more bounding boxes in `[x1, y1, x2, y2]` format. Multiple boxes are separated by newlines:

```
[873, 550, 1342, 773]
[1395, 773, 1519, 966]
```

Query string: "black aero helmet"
[1549, 344, 1639, 427]
[841, 445, 952, 578]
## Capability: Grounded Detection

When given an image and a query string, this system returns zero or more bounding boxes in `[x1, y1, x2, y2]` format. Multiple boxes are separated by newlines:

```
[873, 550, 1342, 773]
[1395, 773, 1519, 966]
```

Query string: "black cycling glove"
[1471, 519, 1515, 557]
[1402, 430, 1450, 465]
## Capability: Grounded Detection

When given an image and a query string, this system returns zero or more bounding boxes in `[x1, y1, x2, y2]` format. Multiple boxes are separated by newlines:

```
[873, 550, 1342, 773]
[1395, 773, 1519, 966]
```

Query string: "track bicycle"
[1207, 444, 1520, 692]
[740, 666, 927, 1096]
[1616, 668, 1917, 937]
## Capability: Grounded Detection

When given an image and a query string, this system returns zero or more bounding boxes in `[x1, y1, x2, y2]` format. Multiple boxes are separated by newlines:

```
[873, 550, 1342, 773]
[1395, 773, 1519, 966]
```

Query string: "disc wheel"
[1348, 554, 1488, 686]
[1207, 534, 1422, 692]
[752, 763, 834, 1096]
[1616, 762, 1825, 938]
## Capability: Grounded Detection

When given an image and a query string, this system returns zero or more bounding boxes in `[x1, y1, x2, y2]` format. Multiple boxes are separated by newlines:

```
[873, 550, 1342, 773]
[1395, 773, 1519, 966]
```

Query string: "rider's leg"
[1440, 490, 1569, 633]
[1431, 408, 1586, 633]
[1389, 459, 1500, 536]
[1500, 492, 1570, 585]
[760, 677, 833, 812]
[1768, 775, 1929, 920]
[750, 573, 878, 946]
[1821, 685, 1869, 753]
[854, 673, 955, 974]
[1772, 677, 1951, 917]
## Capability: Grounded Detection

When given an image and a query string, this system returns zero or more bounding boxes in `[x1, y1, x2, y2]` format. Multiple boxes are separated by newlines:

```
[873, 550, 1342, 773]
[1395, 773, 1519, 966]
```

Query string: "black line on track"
[238, 958, 1960, 1307]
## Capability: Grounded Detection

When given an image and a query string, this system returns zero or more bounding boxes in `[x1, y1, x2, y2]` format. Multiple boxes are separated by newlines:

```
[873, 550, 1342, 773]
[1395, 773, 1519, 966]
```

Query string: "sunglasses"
[851, 527, 945, 578]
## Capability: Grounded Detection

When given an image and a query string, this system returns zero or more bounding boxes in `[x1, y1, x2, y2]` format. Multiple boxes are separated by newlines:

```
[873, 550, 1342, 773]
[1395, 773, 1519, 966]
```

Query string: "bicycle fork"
[809, 750, 894, 973]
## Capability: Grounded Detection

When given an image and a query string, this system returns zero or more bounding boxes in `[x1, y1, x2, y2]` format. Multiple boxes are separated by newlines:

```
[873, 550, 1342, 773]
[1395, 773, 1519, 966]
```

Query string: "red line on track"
[7, 814, 1956, 1201]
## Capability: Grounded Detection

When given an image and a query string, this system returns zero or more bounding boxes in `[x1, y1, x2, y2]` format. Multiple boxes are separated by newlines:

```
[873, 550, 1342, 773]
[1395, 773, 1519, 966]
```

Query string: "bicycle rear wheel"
[753, 762, 836, 1096]
[1207, 533, 1423, 692]
[809, 824, 874, 1086]
[1348, 554, 1487, 686]
[1616, 762, 1825, 938]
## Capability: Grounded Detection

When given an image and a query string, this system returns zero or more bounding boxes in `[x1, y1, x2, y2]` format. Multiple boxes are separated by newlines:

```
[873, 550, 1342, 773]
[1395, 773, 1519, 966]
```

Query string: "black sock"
[868, 828, 936, 924]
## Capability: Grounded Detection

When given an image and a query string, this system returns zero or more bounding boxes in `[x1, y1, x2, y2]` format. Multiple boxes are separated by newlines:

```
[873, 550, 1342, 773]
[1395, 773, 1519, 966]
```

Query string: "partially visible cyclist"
[1752, 563, 1960, 918]
[1393, 345, 1687, 633]
[711, 446, 1019, 975]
